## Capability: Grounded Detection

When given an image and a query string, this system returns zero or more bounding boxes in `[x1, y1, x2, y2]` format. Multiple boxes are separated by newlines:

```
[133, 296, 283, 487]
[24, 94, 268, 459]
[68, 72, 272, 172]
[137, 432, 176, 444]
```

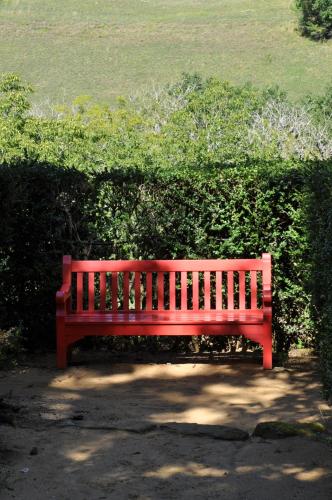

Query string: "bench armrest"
[263, 285, 272, 308]
[56, 284, 71, 305]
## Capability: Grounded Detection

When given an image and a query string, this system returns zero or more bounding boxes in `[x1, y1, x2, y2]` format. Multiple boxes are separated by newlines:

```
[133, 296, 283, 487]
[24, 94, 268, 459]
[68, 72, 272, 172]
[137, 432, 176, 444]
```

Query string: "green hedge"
[0, 160, 316, 353]
[307, 162, 332, 393]
[0, 162, 92, 345]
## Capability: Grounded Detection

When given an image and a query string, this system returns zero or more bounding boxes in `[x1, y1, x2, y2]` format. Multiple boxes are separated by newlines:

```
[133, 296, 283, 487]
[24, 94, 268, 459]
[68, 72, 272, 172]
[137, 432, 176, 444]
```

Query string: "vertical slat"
[63, 255, 72, 312]
[88, 272, 94, 312]
[204, 271, 211, 311]
[123, 272, 129, 311]
[77, 272, 83, 312]
[216, 271, 222, 310]
[157, 272, 164, 310]
[227, 271, 234, 310]
[146, 272, 153, 311]
[192, 271, 199, 311]
[112, 272, 118, 311]
[135, 272, 141, 310]
[250, 271, 257, 309]
[169, 272, 176, 310]
[239, 271, 245, 310]
[181, 272, 187, 311]
[100, 272, 106, 311]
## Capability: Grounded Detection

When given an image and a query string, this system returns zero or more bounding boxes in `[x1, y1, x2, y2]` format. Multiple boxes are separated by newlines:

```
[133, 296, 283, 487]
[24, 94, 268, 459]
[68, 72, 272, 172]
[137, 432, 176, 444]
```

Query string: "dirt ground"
[0, 351, 332, 500]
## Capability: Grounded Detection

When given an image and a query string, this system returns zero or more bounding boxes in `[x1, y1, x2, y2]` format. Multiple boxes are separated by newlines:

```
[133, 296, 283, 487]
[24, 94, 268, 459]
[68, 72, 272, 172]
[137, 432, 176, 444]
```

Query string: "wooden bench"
[56, 254, 272, 369]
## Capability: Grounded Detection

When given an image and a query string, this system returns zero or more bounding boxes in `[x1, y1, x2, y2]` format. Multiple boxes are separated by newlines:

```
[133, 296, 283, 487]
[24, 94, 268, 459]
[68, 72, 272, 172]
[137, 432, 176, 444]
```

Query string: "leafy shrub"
[305, 86, 332, 131]
[296, 0, 332, 40]
[0, 325, 25, 368]
[1, 73, 332, 173]
[250, 100, 332, 160]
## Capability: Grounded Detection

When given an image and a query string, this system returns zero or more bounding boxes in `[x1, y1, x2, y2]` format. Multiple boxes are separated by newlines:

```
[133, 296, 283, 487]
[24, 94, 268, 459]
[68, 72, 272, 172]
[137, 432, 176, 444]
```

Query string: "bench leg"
[262, 323, 273, 370]
[57, 338, 68, 369]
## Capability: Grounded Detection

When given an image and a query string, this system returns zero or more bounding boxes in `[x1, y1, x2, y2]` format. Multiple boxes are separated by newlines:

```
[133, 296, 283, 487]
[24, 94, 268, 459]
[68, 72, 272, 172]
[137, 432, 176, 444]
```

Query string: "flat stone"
[253, 421, 326, 439]
[122, 423, 158, 433]
[159, 422, 249, 441]
[53, 420, 248, 439]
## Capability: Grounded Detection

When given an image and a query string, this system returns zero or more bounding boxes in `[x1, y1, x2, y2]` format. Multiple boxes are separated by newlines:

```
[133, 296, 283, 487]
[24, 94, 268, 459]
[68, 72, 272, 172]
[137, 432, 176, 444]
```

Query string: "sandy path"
[0, 353, 331, 499]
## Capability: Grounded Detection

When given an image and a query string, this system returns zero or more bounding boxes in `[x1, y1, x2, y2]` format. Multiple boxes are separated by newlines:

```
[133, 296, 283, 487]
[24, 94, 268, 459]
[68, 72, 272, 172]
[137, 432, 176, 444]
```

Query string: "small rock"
[253, 421, 326, 439]
[20, 467, 29, 473]
[30, 447, 38, 456]
[254, 422, 297, 439]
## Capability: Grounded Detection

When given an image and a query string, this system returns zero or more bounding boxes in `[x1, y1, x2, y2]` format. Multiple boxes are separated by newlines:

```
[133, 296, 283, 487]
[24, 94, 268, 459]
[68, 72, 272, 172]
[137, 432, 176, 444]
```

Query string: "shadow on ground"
[0, 352, 331, 499]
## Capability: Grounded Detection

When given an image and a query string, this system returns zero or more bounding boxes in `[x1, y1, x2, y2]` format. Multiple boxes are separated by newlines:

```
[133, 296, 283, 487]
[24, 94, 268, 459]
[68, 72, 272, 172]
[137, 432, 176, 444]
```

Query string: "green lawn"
[0, 0, 331, 105]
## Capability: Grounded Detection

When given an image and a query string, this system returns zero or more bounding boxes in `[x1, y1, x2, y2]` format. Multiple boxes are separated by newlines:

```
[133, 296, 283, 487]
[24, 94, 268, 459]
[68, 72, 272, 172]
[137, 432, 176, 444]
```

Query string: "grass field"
[0, 0, 331, 105]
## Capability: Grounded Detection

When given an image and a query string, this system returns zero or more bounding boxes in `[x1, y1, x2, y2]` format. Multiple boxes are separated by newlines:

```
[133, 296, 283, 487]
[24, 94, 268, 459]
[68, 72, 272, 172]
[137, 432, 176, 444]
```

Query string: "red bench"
[56, 254, 272, 369]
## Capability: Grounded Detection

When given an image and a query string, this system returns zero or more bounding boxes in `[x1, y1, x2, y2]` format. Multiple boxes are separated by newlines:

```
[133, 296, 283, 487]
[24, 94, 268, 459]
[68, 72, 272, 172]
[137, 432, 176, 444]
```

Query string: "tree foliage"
[296, 0, 332, 40]
[1, 73, 332, 171]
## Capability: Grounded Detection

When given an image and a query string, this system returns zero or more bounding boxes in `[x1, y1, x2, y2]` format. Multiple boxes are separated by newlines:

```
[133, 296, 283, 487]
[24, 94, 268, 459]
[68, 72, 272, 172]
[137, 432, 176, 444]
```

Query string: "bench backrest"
[62, 254, 271, 313]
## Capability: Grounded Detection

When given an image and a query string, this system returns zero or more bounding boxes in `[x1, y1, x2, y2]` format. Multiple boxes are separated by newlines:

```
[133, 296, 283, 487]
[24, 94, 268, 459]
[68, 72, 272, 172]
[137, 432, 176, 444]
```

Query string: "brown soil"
[0, 351, 331, 499]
